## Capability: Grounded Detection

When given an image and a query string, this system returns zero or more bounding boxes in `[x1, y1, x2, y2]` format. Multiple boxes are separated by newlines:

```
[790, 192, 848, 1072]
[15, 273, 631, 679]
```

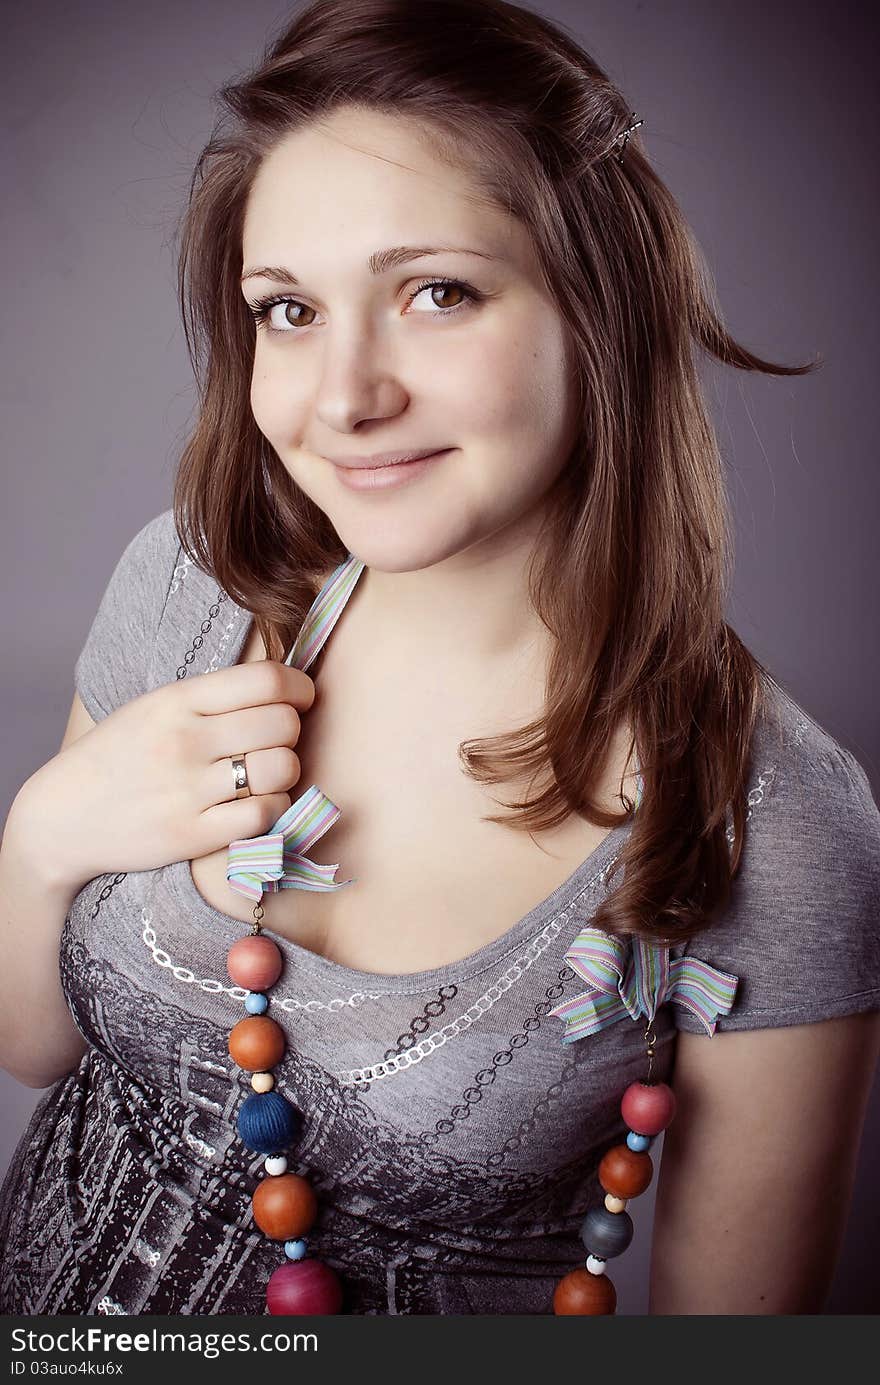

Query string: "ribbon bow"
[548, 926, 738, 1040]
[226, 783, 356, 904]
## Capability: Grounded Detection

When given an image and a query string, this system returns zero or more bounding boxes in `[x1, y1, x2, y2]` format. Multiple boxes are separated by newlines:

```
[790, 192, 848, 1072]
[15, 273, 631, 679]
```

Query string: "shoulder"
[121, 506, 183, 579]
[672, 675, 880, 1032]
[111, 506, 230, 627]
[744, 676, 879, 873]
[92, 506, 184, 613]
[73, 508, 185, 722]
[756, 671, 875, 786]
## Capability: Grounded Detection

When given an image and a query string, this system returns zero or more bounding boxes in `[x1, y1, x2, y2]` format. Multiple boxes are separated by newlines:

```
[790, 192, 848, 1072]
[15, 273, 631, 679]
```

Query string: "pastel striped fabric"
[548, 750, 739, 1039]
[226, 553, 365, 904]
[227, 784, 358, 904]
[282, 552, 365, 675]
[548, 927, 739, 1040]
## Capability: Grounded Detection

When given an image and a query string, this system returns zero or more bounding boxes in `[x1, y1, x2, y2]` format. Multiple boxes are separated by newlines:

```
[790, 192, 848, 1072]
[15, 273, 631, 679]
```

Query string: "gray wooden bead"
[579, 1206, 634, 1258]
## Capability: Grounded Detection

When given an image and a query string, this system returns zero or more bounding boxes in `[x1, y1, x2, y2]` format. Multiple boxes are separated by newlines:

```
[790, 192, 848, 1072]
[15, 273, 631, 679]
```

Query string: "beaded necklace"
[221, 553, 740, 1316]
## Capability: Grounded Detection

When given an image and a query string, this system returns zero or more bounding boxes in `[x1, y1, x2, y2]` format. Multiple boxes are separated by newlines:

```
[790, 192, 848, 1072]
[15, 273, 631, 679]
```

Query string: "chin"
[331, 522, 476, 573]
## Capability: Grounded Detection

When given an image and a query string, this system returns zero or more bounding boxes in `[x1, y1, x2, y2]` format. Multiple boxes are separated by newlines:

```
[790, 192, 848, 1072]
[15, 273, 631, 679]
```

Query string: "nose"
[313, 322, 408, 433]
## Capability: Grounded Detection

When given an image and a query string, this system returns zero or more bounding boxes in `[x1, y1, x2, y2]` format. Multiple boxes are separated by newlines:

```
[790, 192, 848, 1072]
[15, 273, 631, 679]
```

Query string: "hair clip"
[614, 113, 644, 165]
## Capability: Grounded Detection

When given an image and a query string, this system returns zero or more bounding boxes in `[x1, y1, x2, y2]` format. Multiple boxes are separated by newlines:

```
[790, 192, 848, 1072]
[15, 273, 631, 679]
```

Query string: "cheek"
[249, 369, 276, 436]
[472, 329, 578, 501]
[466, 315, 573, 435]
[249, 361, 306, 442]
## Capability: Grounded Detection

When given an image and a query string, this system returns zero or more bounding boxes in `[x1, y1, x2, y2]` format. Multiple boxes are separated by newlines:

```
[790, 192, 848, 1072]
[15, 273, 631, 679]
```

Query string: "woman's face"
[241, 106, 580, 572]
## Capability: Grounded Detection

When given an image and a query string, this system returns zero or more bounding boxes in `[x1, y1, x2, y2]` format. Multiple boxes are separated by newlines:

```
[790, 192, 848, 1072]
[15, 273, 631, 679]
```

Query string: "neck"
[353, 516, 552, 671]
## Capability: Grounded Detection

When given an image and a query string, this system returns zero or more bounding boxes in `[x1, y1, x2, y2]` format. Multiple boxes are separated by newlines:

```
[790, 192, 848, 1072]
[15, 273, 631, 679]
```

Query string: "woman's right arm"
[0, 692, 99, 1089]
[0, 659, 316, 1091]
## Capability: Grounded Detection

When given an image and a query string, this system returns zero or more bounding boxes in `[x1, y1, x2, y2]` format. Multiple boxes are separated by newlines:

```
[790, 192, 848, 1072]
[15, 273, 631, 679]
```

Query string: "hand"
[23, 662, 316, 892]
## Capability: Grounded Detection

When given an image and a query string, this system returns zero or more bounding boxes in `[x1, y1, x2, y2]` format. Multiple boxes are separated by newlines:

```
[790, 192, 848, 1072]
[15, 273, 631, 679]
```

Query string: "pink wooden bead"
[226, 935, 283, 991]
[266, 1259, 344, 1315]
[620, 1081, 676, 1135]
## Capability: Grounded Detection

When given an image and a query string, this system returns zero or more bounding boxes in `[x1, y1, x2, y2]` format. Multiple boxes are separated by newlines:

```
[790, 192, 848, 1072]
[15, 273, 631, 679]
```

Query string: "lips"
[330, 448, 451, 491]
[327, 447, 450, 469]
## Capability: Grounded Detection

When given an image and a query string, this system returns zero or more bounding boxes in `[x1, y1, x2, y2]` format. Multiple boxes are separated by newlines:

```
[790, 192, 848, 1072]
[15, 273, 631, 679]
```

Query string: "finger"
[198, 792, 294, 854]
[199, 702, 302, 760]
[187, 660, 316, 716]
[202, 747, 301, 810]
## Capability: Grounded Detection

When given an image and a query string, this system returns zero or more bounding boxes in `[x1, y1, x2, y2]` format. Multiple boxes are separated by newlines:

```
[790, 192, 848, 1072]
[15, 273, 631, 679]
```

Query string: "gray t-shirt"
[1, 508, 878, 1315]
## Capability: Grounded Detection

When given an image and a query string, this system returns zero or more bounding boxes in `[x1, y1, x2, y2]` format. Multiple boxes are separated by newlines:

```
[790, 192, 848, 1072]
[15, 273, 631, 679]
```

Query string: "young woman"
[1, 0, 878, 1316]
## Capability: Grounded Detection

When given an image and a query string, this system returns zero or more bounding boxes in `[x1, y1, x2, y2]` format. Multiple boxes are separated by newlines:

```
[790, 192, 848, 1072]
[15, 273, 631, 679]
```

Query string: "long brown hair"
[173, 0, 818, 945]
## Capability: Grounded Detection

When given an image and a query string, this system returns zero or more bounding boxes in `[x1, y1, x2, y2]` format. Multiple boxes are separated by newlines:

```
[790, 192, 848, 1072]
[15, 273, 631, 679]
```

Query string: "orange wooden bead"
[553, 1267, 617, 1315]
[598, 1144, 653, 1199]
[252, 1173, 318, 1241]
[228, 1016, 285, 1072]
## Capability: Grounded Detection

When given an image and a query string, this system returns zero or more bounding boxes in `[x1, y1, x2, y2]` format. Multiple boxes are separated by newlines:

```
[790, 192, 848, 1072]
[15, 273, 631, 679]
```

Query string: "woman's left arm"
[649, 1009, 880, 1313]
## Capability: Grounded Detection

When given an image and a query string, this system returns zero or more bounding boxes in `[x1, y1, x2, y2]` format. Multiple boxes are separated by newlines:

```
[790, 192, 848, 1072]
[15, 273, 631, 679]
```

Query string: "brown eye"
[407, 278, 476, 315]
[247, 295, 318, 332]
[428, 283, 464, 309]
[281, 301, 316, 328]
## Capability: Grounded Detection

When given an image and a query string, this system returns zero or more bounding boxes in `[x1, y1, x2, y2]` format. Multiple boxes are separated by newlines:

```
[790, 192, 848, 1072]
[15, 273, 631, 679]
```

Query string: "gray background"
[2, 0, 878, 1313]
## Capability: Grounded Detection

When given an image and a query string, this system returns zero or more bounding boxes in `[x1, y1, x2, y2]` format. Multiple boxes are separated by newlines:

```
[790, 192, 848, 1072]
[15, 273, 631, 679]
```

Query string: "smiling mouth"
[328, 448, 452, 491]
[327, 448, 452, 470]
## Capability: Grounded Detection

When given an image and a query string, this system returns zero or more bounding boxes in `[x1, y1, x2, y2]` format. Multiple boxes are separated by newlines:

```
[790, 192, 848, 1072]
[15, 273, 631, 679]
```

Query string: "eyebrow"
[240, 244, 500, 284]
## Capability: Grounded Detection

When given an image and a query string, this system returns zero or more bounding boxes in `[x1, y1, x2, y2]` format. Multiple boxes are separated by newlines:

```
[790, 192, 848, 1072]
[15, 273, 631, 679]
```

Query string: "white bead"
[604, 1194, 628, 1213]
[586, 1255, 607, 1276]
[251, 1071, 275, 1093]
[264, 1154, 288, 1176]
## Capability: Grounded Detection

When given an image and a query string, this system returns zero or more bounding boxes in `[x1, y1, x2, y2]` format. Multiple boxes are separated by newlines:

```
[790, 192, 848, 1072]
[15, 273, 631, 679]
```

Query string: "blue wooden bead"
[626, 1131, 652, 1152]
[237, 1091, 301, 1154]
[284, 1239, 308, 1261]
[245, 992, 269, 1015]
[579, 1206, 634, 1259]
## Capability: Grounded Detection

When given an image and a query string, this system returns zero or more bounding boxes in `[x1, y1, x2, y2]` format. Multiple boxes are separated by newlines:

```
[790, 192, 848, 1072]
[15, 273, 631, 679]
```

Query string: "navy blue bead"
[579, 1206, 634, 1259]
[237, 1091, 301, 1154]
[626, 1130, 652, 1153]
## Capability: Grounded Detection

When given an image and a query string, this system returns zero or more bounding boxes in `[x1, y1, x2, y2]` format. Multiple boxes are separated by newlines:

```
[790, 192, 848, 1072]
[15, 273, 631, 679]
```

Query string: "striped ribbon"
[548, 753, 738, 1038]
[226, 553, 365, 904]
[548, 925, 739, 1039]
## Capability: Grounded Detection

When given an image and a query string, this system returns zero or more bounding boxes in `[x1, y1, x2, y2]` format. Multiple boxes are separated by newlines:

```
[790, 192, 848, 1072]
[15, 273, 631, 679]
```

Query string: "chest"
[189, 620, 631, 974]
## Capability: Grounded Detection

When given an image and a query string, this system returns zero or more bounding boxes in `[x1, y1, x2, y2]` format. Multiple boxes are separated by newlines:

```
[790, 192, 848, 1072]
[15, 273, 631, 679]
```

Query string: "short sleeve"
[73, 508, 181, 723]
[671, 708, 880, 1034]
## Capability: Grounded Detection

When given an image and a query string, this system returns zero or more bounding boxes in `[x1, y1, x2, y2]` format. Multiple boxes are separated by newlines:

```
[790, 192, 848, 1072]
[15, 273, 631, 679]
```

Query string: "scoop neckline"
[163, 599, 635, 994]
